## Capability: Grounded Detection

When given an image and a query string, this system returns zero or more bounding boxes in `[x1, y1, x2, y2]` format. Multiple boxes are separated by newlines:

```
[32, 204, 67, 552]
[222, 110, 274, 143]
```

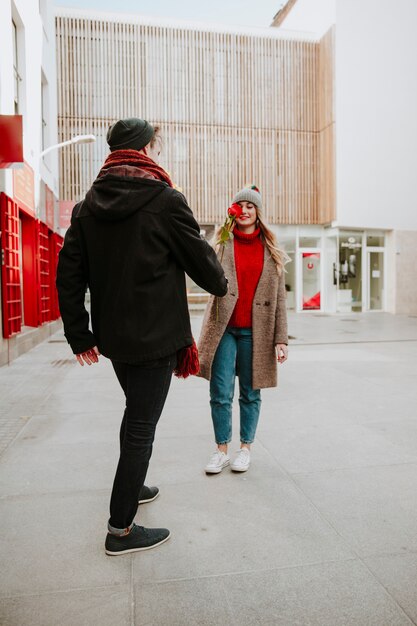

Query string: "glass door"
[367, 251, 384, 311]
[301, 251, 321, 310]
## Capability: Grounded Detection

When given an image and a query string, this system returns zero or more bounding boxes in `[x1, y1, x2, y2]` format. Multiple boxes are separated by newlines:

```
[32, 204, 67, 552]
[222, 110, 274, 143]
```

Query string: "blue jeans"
[210, 328, 261, 445]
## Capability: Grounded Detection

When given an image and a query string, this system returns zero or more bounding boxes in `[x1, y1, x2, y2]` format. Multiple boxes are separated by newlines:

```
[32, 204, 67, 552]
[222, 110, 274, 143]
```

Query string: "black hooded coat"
[56, 172, 227, 362]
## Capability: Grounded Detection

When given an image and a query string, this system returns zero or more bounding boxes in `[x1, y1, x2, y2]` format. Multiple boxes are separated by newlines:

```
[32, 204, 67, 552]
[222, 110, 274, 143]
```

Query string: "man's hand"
[76, 346, 100, 366]
[275, 344, 288, 364]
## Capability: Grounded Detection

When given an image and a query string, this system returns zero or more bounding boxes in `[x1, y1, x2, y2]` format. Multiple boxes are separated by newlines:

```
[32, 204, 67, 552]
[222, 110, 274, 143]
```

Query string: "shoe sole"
[105, 531, 171, 556]
[231, 465, 250, 472]
[138, 491, 160, 505]
[205, 460, 230, 474]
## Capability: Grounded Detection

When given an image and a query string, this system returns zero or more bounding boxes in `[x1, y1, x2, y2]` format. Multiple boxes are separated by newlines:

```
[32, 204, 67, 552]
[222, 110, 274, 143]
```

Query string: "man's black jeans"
[109, 354, 176, 530]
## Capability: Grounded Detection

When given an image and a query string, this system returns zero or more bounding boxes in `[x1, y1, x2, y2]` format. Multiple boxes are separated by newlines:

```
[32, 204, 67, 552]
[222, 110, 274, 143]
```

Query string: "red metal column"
[49, 231, 63, 320]
[0, 193, 22, 338]
[20, 213, 38, 327]
[37, 221, 52, 324]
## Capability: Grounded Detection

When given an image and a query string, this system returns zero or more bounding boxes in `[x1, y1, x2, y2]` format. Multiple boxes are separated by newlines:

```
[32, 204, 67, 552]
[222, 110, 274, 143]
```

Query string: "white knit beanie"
[232, 185, 262, 209]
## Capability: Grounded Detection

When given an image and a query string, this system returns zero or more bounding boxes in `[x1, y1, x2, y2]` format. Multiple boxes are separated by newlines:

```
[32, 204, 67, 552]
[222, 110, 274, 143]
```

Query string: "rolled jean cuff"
[108, 521, 134, 536]
[216, 439, 231, 445]
[241, 439, 254, 445]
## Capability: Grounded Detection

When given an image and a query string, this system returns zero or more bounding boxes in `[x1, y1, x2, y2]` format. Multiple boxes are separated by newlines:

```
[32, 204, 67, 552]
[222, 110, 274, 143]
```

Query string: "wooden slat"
[56, 13, 335, 225]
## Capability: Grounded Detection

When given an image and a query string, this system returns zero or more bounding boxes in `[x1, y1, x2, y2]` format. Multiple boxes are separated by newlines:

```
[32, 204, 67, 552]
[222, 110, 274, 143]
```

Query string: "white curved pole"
[40, 134, 96, 158]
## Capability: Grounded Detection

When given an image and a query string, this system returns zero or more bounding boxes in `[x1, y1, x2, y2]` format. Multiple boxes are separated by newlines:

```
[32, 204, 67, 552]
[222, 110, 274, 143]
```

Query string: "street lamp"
[40, 134, 96, 158]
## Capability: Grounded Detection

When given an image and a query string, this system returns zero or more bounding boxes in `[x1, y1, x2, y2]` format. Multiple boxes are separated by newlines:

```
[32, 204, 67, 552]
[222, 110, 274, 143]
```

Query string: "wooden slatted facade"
[56, 11, 335, 224]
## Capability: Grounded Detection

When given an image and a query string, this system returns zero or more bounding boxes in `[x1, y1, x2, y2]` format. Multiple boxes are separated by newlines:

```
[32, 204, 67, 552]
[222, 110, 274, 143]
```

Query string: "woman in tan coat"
[198, 185, 289, 473]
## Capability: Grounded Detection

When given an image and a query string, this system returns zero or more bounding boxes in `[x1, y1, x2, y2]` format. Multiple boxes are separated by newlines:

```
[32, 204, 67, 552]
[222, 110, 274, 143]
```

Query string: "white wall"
[335, 0, 417, 231]
[277, 0, 417, 232]
[39, 0, 59, 199]
[0, 0, 58, 204]
[0, 0, 16, 196]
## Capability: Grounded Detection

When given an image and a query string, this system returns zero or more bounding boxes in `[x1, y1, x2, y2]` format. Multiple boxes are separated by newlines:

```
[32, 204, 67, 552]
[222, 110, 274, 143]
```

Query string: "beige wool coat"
[198, 238, 288, 389]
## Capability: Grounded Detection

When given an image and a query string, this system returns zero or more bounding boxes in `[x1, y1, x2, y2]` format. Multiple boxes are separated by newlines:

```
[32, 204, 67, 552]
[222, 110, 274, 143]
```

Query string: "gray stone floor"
[1, 311, 417, 625]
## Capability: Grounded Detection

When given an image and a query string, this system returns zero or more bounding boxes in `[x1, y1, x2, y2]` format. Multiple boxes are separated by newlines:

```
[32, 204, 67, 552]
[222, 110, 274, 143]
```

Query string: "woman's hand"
[275, 344, 288, 364]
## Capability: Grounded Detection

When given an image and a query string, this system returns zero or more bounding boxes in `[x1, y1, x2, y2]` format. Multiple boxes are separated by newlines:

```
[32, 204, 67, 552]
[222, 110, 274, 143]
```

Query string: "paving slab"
[0, 492, 130, 597]
[0, 437, 117, 496]
[218, 559, 414, 626]
[0, 587, 131, 626]
[133, 559, 416, 626]
[293, 463, 417, 557]
[258, 421, 417, 474]
[134, 577, 233, 626]
[364, 552, 417, 623]
[132, 474, 353, 583]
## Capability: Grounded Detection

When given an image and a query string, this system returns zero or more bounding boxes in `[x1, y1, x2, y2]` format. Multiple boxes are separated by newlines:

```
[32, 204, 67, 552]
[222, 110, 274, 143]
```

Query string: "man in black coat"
[56, 118, 227, 555]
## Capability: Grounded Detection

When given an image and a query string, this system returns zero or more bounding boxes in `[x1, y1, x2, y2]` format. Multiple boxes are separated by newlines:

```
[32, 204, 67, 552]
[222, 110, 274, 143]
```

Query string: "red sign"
[13, 161, 35, 216]
[45, 185, 55, 230]
[303, 292, 321, 310]
[59, 200, 74, 230]
[0, 115, 23, 168]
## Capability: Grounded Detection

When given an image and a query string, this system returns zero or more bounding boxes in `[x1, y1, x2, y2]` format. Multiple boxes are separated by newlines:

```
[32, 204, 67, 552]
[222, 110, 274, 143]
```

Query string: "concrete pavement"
[1, 311, 417, 625]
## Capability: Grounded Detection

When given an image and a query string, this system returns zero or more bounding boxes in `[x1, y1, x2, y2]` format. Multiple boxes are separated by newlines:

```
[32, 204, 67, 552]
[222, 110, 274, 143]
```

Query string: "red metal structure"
[1, 192, 64, 338]
[49, 232, 64, 320]
[37, 221, 51, 324]
[0, 193, 22, 338]
[20, 212, 38, 327]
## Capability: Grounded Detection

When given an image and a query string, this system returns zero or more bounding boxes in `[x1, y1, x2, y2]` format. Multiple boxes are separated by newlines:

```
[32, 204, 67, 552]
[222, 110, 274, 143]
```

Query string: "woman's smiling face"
[235, 201, 257, 229]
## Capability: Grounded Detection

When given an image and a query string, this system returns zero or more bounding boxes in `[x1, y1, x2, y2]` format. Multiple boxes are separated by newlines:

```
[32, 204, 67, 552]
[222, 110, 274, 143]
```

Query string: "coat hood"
[84, 172, 168, 221]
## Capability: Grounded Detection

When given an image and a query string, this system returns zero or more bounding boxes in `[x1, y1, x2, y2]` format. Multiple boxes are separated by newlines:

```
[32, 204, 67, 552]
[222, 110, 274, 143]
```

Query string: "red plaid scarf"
[100, 149, 174, 187]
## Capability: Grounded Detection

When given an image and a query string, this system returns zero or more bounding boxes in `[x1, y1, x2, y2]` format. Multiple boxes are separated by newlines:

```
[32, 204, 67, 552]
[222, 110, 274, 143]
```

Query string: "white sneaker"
[205, 450, 230, 474]
[231, 448, 251, 472]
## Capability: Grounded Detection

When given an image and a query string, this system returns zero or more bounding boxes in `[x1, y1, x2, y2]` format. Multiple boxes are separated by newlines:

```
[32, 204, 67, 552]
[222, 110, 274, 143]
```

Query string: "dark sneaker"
[105, 524, 170, 556]
[138, 485, 160, 504]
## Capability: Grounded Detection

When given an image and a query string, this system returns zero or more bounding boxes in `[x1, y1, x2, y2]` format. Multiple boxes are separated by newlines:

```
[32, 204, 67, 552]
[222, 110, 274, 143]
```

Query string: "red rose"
[228, 203, 243, 218]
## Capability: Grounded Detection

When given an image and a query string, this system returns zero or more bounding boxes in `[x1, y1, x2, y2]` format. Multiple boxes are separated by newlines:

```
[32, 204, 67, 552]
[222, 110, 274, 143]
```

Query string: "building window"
[12, 20, 21, 114]
[366, 234, 385, 247]
[41, 75, 48, 152]
[299, 236, 320, 248]
[280, 239, 296, 309]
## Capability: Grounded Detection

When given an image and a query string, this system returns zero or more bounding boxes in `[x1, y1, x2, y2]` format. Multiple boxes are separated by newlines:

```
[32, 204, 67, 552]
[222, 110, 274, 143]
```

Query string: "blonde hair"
[213, 205, 290, 275]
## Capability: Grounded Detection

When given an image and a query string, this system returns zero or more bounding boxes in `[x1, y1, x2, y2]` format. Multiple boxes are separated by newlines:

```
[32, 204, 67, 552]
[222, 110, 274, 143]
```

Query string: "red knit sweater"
[228, 227, 264, 328]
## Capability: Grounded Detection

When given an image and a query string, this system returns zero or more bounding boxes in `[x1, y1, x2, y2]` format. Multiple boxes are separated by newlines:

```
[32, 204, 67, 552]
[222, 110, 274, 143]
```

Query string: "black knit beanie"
[106, 118, 154, 152]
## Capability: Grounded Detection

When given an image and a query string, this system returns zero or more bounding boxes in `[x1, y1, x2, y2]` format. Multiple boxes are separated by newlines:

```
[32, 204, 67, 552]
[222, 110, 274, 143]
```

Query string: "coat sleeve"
[56, 207, 97, 354]
[165, 192, 228, 297]
[274, 271, 288, 345]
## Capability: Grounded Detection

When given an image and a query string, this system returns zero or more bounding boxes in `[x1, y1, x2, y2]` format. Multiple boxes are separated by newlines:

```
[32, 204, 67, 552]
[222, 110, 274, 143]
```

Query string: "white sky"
[53, 0, 287, 28]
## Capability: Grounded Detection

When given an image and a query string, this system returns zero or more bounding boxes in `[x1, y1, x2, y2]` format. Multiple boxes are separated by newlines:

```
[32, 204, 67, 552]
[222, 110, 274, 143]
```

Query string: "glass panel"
[280, 238, 296, 254]
[284, 251, 295, 309]
[300, 236, 320, 248]
[367, 235, 385, 247]
[302, 252, 320, 310]
[338, 233, 362, 312]
[369, 252, 384, 310]
[13, 21, 19, 113]
[326, 235, 338, 312]
[41, 84, 47, 151]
